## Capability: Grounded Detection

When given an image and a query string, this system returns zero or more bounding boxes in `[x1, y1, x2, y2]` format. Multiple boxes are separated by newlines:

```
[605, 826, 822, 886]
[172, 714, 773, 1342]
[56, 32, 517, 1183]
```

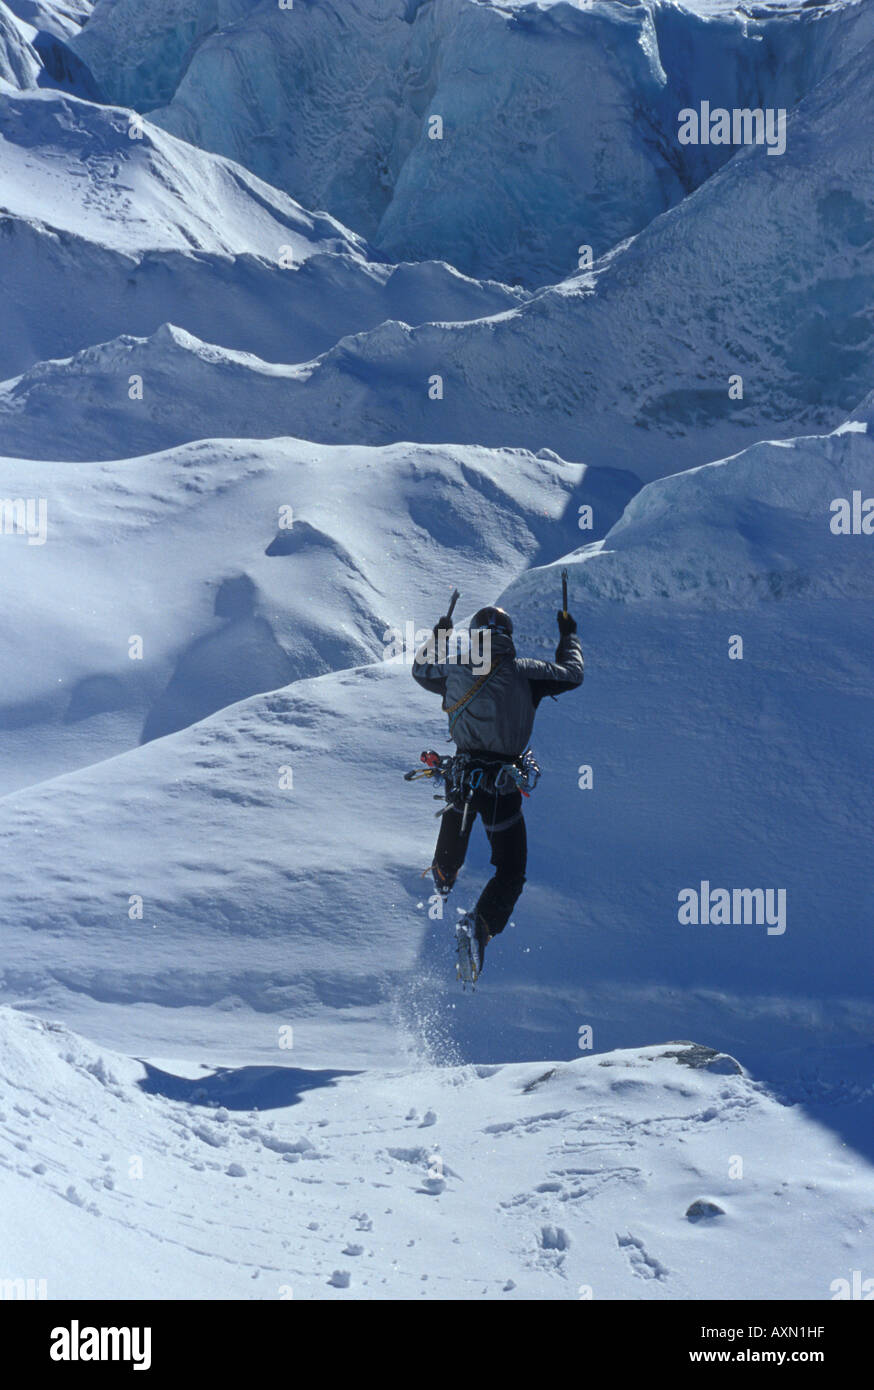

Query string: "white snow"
[2, 1010, 870, 1299]
[0, 89, 370, 258]
[6, 31, 873, 474]
[0, 0, 872, 1304]
[0, 417, 870, 1088]
[0, 0, 41, 90]
[0, 89, 525, 379]
[0, 435, 621, 791]
[73, 0, 874, 285]
[3, 0, 93, 40]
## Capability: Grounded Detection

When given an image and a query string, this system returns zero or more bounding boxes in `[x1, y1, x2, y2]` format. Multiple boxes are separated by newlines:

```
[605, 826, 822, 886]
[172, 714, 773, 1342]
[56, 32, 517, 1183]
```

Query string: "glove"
[557, 610, 577, 636]
[434, 615, 454, 635]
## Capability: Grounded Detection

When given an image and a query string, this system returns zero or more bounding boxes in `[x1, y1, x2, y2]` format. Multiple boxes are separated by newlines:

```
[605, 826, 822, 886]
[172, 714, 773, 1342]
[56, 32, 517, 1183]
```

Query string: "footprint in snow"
[540, 1225, 570, 1251]
[617, 1232, 668, 1280]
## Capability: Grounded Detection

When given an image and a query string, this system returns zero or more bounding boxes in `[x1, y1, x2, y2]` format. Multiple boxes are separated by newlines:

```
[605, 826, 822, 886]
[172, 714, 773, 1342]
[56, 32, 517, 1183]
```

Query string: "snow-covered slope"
[238, 35, 872, 479]
[4, 1009, 870, 1299]
[530, 415, 874, 606]
[3, 0, 93, 40]
[0, 0, 40, 88]
[71, 0, 874, 286]
[3, 0, 873, 1306]
[7, 33, 870, 474]
[0, 325, 337, 460]
[0, 90, 525, 379]
[0, 436, 629, 793]
[0, 417, 870, 1099]
[0, 0, 98, 96]
[147, 0, 681, 287]
[0, 88, 370, 257]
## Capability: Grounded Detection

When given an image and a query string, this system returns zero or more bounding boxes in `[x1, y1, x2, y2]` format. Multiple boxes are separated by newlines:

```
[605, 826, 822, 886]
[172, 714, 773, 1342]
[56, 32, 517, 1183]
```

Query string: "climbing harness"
[404, 747, 541, 832]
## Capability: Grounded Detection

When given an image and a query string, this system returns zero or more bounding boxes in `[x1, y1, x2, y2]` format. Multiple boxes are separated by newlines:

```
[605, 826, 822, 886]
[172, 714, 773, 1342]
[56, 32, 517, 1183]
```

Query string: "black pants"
[433, 789, 527, 937]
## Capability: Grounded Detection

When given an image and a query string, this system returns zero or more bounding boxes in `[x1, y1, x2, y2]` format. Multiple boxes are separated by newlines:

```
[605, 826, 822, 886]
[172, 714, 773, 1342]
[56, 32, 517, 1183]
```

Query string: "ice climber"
[410, 599, 583, 981]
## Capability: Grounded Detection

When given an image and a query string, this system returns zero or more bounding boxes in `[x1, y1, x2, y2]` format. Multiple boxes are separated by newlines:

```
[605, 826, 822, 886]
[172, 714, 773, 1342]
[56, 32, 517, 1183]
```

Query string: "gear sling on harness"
[405, 743, 541, 825]
[406, 748, 541, 840]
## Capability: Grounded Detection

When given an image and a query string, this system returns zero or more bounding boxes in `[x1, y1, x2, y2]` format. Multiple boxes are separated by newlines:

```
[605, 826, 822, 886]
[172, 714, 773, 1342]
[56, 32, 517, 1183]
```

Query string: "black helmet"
[471, 605, 513, 637]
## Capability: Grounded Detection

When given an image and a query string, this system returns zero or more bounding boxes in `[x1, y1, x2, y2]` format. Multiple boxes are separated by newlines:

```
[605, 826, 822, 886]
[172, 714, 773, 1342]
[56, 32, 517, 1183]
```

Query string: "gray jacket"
[412, 628, 583, 757]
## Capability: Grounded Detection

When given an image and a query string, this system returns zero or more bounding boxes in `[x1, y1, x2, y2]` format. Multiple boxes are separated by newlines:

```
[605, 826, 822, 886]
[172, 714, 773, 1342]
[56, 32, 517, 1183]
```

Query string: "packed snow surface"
[2, 1010, 871, 1299]
[0, 436, 628, 790]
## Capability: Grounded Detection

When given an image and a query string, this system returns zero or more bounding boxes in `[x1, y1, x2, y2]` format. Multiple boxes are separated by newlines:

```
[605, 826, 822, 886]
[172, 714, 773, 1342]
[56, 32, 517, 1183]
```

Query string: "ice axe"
[433, 588, 459, 636]
[561, 568, 569, 619]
